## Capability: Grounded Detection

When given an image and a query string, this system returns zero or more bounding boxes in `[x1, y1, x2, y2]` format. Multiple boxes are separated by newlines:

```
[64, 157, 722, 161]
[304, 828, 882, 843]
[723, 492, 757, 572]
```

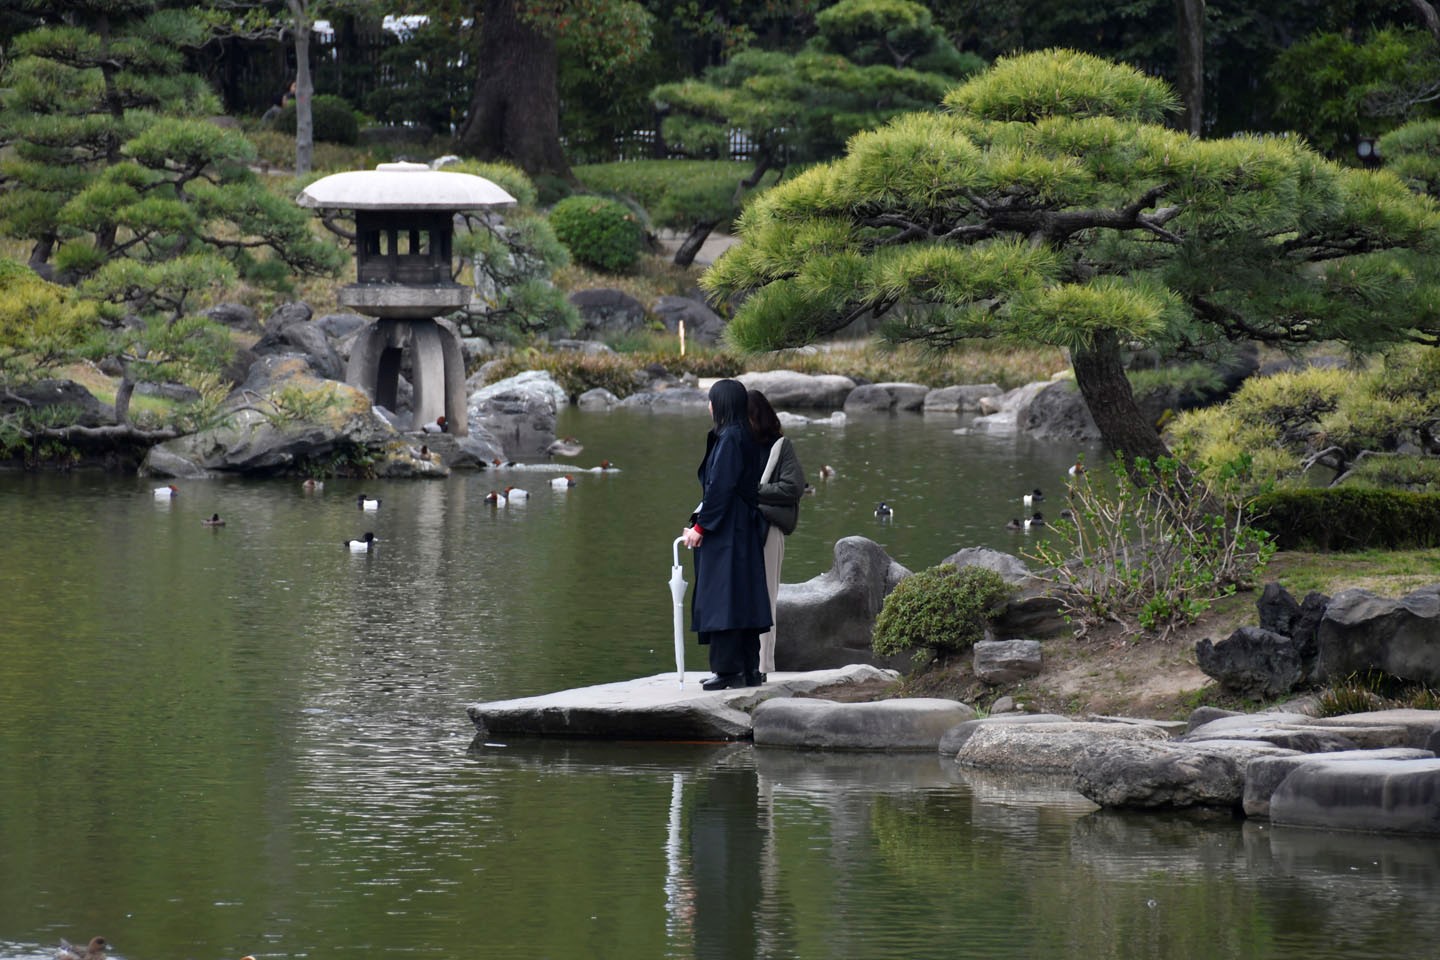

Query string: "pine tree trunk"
[673, 220, 719, 267]
[454, 0, 572, 179]
[114, 375, 135, 427]
[1070, 330, 1173, 464]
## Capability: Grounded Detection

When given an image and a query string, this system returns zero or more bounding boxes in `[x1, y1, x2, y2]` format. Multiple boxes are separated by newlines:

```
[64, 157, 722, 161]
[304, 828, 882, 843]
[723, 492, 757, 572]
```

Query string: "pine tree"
[703, 50, 1440, 463]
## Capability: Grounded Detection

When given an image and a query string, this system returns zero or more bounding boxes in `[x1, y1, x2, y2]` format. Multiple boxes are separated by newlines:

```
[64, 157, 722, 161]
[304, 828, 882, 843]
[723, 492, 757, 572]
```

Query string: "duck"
[803, 483, 817, 496]
[357, 494, 381, 511]
[547, 436, 584, 458]
[56, 938, 108, 960]
[408, 444, 434, 462]
[484, 490, 507, 506]
[1005, 517, 1023, 531]
[153, 484, 178, 499]
[1024, 512, 1045, 530]
[202, 513, 226, 527]
[421, 414, 447, 434]
[874, 501, 894, 519]
[302, 478, 324, 492]
[1023, 488, 1044, 507]
[596, 459, 616, 471]
[1058, 509, 1074, 521]
[551, 474, 576, 489]
[504, 486, 529, 502]
[1068, 460, 1086, 477]
[818, 464, 837, 481]
[345, 531, 376, 552]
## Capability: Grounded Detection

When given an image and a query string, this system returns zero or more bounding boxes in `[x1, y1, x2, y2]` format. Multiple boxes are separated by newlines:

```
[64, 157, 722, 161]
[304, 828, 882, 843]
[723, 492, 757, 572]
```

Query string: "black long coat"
[689, 422, 773, 634]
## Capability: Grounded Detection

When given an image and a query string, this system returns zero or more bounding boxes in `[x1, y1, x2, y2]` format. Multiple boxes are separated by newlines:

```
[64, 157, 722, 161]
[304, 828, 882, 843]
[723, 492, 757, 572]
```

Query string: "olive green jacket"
[757, 436, 806, 536]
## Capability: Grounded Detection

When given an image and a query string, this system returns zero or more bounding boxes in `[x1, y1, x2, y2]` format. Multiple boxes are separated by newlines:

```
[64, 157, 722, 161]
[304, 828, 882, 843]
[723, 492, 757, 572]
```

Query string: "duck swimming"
[874, 501, 894, 519]
[1023, 488, 1043, 507]
[551, 475, 576, 489]
[1005, 517, 1023, 531]
[345, 531, 376, 552]
[302, 478, 323, 492]
[1024, 512, 1045, 530]
[55, 938, 107, 960]
[1068, 460, 1086, 477]
[484, 490, 507, 506]
[153, 484, 178, 499]
[504, 486, 529, 502]
[357, 494, 381, 511]
[202, 513, 225, 527]
[818, 464, 837, 480]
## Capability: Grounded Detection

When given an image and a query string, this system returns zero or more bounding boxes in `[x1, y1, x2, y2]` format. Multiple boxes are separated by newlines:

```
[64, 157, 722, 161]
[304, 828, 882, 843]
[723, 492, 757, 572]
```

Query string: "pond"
[1, 406, 1436, 960]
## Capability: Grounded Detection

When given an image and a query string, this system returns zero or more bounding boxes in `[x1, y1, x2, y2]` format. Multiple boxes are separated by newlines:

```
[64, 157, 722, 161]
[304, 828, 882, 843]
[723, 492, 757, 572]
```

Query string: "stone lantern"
[297, 162, 516, 437]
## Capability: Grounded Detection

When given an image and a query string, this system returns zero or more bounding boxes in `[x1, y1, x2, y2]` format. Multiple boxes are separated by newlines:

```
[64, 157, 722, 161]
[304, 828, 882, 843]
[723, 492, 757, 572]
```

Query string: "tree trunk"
[673, 219, 719, 267]
[1173, 0, 1205, 137]
[113, 376, 135, 427]
[1070, 330, 1173, 464]
[455, 0, 572, 180]
[289, 1, 314, 176]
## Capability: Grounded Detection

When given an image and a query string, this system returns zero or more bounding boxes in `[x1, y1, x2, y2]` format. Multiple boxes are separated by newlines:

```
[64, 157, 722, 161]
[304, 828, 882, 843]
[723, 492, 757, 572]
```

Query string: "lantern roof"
[297, 162, 517, 211]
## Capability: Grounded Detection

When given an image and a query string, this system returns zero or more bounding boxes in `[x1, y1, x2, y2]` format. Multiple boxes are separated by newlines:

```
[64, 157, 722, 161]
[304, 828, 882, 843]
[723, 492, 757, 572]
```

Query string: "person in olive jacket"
[749, 389, 805, 681]
[681, 379, 772, 690]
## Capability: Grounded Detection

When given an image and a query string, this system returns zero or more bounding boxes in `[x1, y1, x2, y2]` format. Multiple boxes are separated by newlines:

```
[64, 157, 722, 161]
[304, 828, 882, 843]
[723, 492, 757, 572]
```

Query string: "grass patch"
[1264, 548, 1440, 596]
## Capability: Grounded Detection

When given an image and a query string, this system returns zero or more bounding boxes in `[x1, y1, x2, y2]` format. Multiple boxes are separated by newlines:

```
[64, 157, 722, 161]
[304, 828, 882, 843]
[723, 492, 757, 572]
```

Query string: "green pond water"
[1, 406, 1437, 960]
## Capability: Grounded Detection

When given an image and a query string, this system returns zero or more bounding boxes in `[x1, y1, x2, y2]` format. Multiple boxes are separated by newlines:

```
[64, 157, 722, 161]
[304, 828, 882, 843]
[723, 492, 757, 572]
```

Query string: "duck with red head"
[421, 414, 447, 434]
[56, 938, 107, 960]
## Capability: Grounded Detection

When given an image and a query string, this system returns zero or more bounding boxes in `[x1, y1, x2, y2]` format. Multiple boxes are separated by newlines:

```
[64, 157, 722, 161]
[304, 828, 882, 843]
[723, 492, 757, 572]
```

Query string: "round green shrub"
[872, 564, 1011, 659]
[276, 94, 360, 145]
[548, 195, 644, 273]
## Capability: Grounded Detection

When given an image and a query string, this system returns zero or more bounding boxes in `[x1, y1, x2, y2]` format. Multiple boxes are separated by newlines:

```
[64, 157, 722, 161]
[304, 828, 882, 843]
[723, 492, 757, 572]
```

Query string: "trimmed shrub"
[872, 564, 1010, 662]
[1252, 487, 1440, 550]
[575, 160, 779, 231]
[548, 195, 644, 272]
[445, 160, 538, 208]
[276, 94, 361, 145]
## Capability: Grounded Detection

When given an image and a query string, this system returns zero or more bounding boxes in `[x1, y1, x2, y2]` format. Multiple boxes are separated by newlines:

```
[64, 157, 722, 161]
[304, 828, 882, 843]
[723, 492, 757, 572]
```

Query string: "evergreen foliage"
[702, 49, 1440, 463]
[273, 93, 361, 145]
[0, 260, 101, 387]
[548, 194, 645, 272]
[1252, 488, 1440, 550]
[872, 564, 1011, 664]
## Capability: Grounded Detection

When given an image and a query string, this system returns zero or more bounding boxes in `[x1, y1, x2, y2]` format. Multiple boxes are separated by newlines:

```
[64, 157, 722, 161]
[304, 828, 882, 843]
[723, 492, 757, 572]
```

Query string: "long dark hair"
[747, 389, 782, 444]
[709, 378, 749, 430]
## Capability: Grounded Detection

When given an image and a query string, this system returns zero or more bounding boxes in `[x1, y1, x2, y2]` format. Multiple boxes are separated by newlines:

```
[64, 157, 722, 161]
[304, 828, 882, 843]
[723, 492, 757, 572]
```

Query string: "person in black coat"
[681, 379, 773, 690]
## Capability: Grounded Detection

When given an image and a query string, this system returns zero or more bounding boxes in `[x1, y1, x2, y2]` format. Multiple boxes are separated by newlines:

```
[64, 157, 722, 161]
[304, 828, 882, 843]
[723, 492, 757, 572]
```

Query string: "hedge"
[1251, 488, 1440, 550]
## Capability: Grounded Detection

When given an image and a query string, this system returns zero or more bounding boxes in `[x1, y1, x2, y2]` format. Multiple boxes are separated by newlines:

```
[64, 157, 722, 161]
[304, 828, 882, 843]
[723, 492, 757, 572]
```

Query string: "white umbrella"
[669, 536, 689, 688]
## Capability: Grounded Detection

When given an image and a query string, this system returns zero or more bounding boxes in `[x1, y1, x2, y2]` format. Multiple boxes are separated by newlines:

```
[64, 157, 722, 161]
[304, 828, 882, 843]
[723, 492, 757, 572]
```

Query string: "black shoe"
[744, 671, 763, 687]
[701, 673, 742, 691]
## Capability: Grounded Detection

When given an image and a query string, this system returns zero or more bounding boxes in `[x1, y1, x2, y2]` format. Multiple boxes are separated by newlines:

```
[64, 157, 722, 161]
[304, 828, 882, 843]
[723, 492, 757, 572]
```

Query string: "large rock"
[774, 536, 911, 671]
[937, 713, 1072, 757]
[942, 547, 1031, 584]
[618, 387, 709, 408]
[1073, 738, 1301, 810]
[842, 382, 929, 414]
[1183, 710, 1418, 750]
[468, 370, 566, 459]
[0, 379, 112, 426]
[1243, 748, 1435, 818]
[737, 370, 856, 409]
[974, 639, 1044, 685]
[467, 665, 897, 740]
[954, 719, 1173, 773]
[1020, 379, 1103, 441]
[1317, 585, 1440, 685]
[252, 315, 344, 381]
[972, 380, 1053, 434]
[923, 384, 1001, 414]
[142, 356, 398, 476]
[1268, 756, 1440, 834]
[752, 697, 976, 750]
[652, 295, 726, 345]
[204, 302, 260, 334]
[568, 288, 649, 339]
[1195, 626, 1309, 700]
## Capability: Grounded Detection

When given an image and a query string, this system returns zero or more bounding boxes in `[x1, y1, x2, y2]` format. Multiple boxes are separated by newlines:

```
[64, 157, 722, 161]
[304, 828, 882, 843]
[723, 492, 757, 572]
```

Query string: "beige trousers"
[759, 524, 784, 673]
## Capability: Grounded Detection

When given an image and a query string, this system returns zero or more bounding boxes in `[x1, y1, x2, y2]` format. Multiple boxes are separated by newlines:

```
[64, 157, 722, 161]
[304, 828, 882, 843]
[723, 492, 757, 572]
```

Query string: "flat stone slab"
[1269, 756, 1440, 834]
[954, 719, 1173, 773]
[752, 697, 976, 751]
[1244, 748, 1436, 818]
[467, 664, 898, 741]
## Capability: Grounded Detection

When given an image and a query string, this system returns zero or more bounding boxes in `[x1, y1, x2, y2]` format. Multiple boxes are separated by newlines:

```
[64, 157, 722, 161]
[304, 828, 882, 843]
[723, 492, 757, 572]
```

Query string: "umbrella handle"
[673, 535, 685, 566]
